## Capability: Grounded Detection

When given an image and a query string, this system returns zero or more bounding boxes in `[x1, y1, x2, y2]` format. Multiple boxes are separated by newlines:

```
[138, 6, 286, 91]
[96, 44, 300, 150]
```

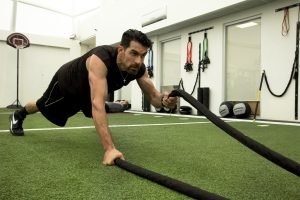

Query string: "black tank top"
[57, 45, 145, 95]
[56, 45, 145, 116]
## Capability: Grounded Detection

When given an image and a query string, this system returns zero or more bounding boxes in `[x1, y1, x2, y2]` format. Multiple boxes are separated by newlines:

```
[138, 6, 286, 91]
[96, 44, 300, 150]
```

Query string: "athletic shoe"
[9, 111, 24, 136]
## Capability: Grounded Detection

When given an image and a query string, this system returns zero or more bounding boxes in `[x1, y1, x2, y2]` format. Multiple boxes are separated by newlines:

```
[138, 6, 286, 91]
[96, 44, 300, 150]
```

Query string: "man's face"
[119, 41, 148, 75]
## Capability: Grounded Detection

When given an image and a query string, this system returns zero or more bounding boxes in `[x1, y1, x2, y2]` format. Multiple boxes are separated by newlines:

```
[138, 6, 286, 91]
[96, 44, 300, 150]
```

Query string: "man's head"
[120, 29, 152, 49]
[117, 29, 152, 75]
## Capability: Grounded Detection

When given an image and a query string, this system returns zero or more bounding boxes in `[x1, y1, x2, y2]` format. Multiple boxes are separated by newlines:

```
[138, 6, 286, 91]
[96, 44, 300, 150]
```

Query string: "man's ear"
[117, 45, 124, 53]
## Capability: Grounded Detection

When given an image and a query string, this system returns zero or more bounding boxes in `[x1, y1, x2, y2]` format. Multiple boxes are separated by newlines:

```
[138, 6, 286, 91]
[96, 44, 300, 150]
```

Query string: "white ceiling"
[17, 0, 103, 16]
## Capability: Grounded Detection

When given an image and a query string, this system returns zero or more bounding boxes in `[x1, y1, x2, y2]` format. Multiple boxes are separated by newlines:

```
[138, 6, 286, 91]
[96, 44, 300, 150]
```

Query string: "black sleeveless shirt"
[56, 45, 145, 116]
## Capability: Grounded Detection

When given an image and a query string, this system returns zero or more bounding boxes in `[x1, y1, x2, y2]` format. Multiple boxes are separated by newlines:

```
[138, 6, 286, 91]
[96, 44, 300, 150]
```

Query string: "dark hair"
[121, 29, 152, 49]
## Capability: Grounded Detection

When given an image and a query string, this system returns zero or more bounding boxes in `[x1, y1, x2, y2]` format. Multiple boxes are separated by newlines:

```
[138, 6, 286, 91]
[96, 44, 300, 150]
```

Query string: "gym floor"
[0, 108, 299, 199]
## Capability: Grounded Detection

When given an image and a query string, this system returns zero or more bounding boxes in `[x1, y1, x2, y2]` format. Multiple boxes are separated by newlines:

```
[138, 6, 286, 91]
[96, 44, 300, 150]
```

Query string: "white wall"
[1, 0, 299, 122]
[83, 0, 298, 122]
[260, 0, 300, 121]
[177, 0, 300, 122]
[0, 30, 81, 107]
[92, 0, 247, 45]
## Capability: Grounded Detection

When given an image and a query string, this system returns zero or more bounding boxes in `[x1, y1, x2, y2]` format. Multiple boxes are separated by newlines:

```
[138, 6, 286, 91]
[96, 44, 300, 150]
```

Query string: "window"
[225, 18, 261, 101]
[161, 38, 181, 87]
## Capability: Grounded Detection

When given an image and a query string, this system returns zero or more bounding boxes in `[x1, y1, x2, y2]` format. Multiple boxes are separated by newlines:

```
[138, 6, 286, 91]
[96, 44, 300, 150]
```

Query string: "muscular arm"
[86, 54, 124, 165]
[137, 70, 177, 108]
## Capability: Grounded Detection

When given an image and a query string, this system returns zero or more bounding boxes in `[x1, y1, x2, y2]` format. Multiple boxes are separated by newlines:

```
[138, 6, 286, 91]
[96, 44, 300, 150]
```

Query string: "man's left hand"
[162, 93, 177, 109]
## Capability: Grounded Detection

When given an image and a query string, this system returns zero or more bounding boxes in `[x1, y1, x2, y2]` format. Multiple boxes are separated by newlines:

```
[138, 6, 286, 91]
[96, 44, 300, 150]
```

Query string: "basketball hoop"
[7, 32, 30, 49]
[6, 33, 30, 109]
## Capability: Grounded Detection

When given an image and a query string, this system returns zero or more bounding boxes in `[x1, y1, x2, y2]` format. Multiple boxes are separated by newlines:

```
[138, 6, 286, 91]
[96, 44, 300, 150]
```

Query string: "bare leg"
[24, 100, 39, 114]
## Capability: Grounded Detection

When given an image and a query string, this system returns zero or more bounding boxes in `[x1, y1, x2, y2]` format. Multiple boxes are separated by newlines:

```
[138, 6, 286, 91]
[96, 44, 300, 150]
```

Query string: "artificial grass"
[0, 109, 299, 199]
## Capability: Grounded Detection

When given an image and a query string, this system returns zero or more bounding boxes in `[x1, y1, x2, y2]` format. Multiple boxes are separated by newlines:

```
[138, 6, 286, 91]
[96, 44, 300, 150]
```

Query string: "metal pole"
[16, 48, 20, 107]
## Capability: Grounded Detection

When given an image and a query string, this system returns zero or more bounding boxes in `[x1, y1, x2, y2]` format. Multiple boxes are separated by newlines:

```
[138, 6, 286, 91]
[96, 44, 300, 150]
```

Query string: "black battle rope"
[263, 66, 295, 97]
[178, 73, 199, 95]
[184, 36, 193, 72]
[147, 47, 154, 78]
[114, 158, 227, 200]
[169, 89, 300, 177]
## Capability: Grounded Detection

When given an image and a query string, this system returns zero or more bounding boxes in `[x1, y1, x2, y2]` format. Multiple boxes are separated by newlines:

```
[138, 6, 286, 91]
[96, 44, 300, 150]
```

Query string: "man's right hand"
[102, 148, 125, 166]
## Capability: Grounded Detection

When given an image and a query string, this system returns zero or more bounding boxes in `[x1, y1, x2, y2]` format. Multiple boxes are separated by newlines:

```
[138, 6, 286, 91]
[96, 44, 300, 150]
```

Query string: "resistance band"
[114, 158, 227, 199]
[177, 43, 202, 95]
[201, 32, 210, 71]
[282, 8, 290, 36]
[169, 89, 300, 177]
[147, 47, 154, 78]
[184, 36, 193, 72]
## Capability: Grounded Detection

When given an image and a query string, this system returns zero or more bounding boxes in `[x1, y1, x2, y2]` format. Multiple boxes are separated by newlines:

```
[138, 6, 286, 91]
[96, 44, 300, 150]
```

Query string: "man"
[9, 29, 177, 166]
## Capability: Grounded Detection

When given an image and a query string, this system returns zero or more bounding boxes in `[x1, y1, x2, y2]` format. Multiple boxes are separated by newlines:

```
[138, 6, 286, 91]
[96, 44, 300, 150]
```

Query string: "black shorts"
[36, 73, 81, 126]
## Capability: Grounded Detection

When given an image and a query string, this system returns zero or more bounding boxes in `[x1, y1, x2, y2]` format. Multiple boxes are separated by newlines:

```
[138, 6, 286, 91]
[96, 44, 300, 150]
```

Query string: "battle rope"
[147, 47, 154, 78]
[263, 68, 294, 97]
[114, 158, 227, 200]
[169, 89, 300, 177]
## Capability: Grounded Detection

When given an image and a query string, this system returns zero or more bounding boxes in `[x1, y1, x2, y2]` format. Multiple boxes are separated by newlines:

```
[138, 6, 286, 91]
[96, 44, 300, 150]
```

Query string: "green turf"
[0, 109, 299, 199]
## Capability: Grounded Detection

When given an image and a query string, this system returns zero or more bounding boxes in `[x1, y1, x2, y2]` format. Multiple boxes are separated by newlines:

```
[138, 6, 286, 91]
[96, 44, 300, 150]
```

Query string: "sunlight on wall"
[0, 0, 102, 38]
[0, 0, 13, 30]
[16, 3, 73, 38]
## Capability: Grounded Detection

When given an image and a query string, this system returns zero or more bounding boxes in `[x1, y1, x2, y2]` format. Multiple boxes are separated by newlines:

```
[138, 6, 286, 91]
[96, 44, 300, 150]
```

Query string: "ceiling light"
[236, 22, 258, 29]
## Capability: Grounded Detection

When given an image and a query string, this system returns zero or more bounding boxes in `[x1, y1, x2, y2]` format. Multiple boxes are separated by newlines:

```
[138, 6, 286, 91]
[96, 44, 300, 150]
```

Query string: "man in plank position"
[9, 29, 177, 166]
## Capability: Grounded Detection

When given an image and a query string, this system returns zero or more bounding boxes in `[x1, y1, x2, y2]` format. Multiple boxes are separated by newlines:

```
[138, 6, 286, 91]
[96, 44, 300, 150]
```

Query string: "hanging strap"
[147, 47, 154, 78]
[201, 32, 210, 72]
[282, 8, 290, 36]
[184, 36, 193, 72]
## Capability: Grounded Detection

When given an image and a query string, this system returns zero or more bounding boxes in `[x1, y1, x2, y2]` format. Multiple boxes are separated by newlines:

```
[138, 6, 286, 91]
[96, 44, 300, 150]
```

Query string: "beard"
[127, 64, 140, 75]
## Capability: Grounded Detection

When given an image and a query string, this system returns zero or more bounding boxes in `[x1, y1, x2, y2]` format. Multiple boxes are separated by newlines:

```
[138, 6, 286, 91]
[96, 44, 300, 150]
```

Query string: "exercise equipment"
[233, 102, 251, 118]
[6, 32, 30, 109]
[155, 105, 177, 113]
[179, 106, 192, 115]
[197, 42, 209, 115]
[147, 47, 154, 78]
[184, 36, 193, 72]
[180, 27, 213, 115]
[275, 3, 300, 120]
[114, 158, 227, 200]
[115, 89, 299, 199]
[219, 101, 234, 118]
[253, 71, 265, 120]
[169, 89, 300, 176]
[197, 87, 209, 115]
[142, 93, 151, 112]
[200, 32, 210, 72]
